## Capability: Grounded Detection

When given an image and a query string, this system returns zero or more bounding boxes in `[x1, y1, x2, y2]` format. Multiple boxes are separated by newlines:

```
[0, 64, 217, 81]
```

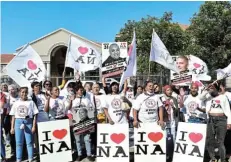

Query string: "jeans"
[1, 123, 6, 159]
[206, 116, 227, 162]
[75, 133, 91, 156]
[15, 118, 34, 161]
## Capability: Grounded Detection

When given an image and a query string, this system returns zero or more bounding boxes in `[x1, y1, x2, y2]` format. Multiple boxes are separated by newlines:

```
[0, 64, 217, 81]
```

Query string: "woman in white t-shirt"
[104, 81, 130, 125]
[10, 87, 39, 162]
[44, 86, 69, 120]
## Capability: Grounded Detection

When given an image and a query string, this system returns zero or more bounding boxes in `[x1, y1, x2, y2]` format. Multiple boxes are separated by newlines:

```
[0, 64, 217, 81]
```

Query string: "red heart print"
[128, 45, 133, 56]
[189, 133, 203, 143]
[78, 46, 88, 55]
[27, 60, 37, 70]
[53, 129, 67, 140]
[148, 132, 163, 143]
[193, 63, 201, 69]
[110, 133, 125, 144]
[215, 100, 220, 104]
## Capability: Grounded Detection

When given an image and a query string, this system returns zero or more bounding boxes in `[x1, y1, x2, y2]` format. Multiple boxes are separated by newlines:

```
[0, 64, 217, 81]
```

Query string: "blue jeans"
[188, 117, 206, 124]
[15, 118, 34, 161]
[75, 133, 91, 156]
[1, 123, 6, 159]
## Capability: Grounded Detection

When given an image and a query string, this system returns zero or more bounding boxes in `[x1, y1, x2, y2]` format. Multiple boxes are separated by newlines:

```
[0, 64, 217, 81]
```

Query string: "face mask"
[210, 91, 218, 97]
[146, 91, 154, 96]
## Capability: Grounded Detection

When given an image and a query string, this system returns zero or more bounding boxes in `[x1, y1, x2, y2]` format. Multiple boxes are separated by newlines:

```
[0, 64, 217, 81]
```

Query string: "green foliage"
[186, 1, 231, 77]
[115, 12, 190, 74]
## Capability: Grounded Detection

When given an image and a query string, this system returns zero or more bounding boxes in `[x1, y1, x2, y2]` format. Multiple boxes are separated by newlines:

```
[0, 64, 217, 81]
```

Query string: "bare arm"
[44, 98, 50, 113]
[104, 108, 113, 123]
[133, 109, 138, 122]
[11, 116, 15, 134]
[158, 106, 164, 122]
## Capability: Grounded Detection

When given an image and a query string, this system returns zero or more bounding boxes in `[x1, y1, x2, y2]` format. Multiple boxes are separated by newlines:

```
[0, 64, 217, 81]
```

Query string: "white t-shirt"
[91, 94, 107, 114]
[206, 94, 231, 124]
[49, 97, 67, 119]
[225, 91, 231, 102]
[105, 94, 128, 124]
[35, 94, 47, 111]
[7, 95, 19, 113]
[10, 99, 39, 118]
[126, 91, 134, 103]
[184, 95, 206, 120]
[133, 93, 163, 123]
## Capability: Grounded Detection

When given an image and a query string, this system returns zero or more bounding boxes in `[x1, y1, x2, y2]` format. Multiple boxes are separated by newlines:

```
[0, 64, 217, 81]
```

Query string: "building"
[1, 28, 101, 85]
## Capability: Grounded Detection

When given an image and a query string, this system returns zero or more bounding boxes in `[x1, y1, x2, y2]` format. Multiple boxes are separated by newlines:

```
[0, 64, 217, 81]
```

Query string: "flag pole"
[148, 61, 151, 80]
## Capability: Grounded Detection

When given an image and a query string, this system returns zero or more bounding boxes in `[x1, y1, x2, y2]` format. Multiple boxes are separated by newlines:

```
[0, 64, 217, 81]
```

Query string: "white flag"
[3, 44, 46, 87]
[119, 30, 137, 90]
[65, 35, 101, 72]
[216, 63, 231, 80]
[149, 30, 179, 73]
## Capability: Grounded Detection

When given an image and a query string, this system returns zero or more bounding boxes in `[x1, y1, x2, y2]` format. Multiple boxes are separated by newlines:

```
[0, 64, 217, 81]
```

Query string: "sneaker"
[87, 156, 95, 162]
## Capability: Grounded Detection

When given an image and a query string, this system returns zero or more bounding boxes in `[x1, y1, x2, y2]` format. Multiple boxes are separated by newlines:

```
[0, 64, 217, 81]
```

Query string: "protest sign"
[37, 120, 72, 162]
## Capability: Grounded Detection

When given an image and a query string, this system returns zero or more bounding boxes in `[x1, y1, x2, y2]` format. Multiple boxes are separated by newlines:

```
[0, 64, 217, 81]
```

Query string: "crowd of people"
[0, 74, 231, 162]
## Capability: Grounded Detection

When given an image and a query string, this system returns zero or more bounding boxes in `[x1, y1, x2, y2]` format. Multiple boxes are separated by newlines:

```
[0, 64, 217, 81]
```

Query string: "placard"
[72, 103, 96, 135]
[173, 122, 207, 162]
[102, 42, 127, 77]
[134, 123, 166, 162]
[37, 120, 72, 162]
[97, 123, 129, 162]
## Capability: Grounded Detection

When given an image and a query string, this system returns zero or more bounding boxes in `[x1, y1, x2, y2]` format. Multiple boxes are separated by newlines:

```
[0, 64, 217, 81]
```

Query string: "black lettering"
[179, 131, 187, 141]
[151, 144, 165, 155]
[87, 57, 96, 64]
[97, 146, 110, 157]
[100, 133, 109, 144]
[188, 145, 203, 157]
[27, 73, 38, 82]
[42, 131, 51, 142]
[56, 141, 71, 152]
[40, 143, 54, 155]
[34, 68, 42, 77]
[76, 56, 85, 63]
[135, 144, 148, 155]
[17, 68, 29, 77]
[113, 146, 128, 157]
[174, 142, 187, 154]
[137, 132, 146, 142]
[89, 48, 96, 56]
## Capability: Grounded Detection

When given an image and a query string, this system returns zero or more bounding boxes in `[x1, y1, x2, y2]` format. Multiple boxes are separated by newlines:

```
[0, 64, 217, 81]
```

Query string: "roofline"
[16, 28, 101, 51]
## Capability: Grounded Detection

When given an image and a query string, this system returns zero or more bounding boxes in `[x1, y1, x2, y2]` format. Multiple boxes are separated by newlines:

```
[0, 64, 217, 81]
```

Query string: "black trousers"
[206, 116, 227, 162]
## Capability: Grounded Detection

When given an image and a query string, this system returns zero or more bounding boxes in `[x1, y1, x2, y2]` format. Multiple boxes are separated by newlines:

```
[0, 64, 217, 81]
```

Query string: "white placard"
[134, 123, 166, 162]
[173, 122, 207, 162]
[37, 120, 72, 162]
[97, 123, 129, 162]
[102, 42, 127, 77]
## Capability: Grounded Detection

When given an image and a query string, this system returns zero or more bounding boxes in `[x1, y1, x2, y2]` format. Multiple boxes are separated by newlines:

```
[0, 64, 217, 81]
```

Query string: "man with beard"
[184, 83, 207, 123]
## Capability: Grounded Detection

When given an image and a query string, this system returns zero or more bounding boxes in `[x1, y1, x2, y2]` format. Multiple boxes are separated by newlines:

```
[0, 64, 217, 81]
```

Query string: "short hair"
[43, 80, 52, 88]
[31, 81, 41, 88]
[67, 82, 76, 89]
[8, 84, 17, 90]
[76, 86, 84, 91]
[177, 55, 189, 63]
[137, 86, 143, 90]
[20, 87, 28, 92]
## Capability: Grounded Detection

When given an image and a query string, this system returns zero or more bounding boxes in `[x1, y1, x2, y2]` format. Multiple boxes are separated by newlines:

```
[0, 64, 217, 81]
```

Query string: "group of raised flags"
[2, 29, 231, 88]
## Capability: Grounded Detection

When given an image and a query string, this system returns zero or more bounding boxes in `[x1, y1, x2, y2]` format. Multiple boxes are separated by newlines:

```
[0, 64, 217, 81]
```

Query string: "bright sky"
[1, 1, 204, 53]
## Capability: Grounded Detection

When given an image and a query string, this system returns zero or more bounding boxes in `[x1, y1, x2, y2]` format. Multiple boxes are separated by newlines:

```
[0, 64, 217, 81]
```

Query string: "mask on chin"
[210, 91, 219, 97]
[146, 91, 154, 95]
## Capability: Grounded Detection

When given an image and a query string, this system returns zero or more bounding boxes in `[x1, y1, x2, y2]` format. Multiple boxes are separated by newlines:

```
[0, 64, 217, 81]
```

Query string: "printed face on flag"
[37, 120, 72, 162]
[134, 123, 166, 162]
[102, 42, 128, 78]
[97, 124, 129, 162]
[173, 122, 207, 162]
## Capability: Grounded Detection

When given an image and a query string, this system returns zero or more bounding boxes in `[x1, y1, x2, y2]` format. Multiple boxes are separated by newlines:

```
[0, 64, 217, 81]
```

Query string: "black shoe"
[75, 156, 84, 162]
[87, 156, 95, 162]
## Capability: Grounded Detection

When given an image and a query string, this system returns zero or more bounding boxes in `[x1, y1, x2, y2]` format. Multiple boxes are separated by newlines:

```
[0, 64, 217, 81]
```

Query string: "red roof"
[1, 54, 15, 64]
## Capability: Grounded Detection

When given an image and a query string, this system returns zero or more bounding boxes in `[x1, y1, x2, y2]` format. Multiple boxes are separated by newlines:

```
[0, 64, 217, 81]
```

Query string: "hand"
[227, 124, 231, 130]
[133, 120, 140, 128]
[32, 126, 36, 134]
[10, 128, 15, 134]
[75, 71, 80, 81]
[109, 119, 114, 125]
[158, 120, 165, 127]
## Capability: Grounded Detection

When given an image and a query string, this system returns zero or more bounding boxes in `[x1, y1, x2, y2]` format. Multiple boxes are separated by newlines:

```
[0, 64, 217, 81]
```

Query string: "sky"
[1, 1, 204, 53]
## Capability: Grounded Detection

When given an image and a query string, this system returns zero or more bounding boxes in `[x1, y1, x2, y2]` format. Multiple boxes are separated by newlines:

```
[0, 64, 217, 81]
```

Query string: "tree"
[115, 12, 191, 74]
[186, 1, 231, 78]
